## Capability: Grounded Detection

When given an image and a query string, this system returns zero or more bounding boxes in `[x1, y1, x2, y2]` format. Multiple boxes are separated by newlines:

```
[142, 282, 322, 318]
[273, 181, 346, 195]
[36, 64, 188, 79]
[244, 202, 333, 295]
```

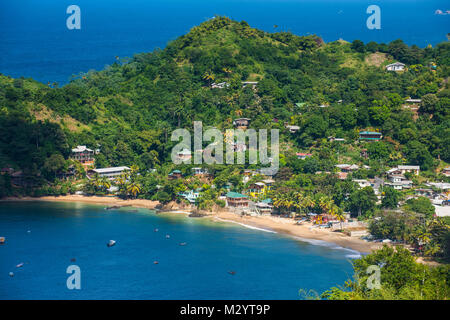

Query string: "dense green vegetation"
[319, 246, 450, 300]
[1, 17, 448, 177]
[0, 16, 449, 300]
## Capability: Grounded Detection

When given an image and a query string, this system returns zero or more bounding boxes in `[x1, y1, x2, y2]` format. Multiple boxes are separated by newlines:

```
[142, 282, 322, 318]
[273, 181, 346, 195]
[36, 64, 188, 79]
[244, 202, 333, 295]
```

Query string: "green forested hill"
[0, 16, 449, 179]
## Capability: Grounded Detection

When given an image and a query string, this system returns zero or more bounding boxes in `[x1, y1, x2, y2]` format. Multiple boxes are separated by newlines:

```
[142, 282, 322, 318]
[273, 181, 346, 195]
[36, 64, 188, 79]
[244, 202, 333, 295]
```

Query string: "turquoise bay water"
[0, 201, 356, 299]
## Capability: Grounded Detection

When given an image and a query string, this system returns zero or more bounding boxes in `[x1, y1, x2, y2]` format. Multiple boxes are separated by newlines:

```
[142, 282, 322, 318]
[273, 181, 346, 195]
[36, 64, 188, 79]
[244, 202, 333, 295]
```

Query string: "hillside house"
[336, 164, 359, 172]
[359, 131, 382, 141]
[442, 167, 450, 177]
[328, 137, 345, 142]
[211, 82, 229, 89]
[297, 153, 312, 160]
[71, 145, 95, 168]
[387, 165, 420, 176]
[353, 179, 371, 188]
[168, 170, 182, 180]
[386, 62, 405, 71]
[177, 148, 192, 162]
[192, 167, 208, 176]
[385, 174, 413, 189]
[241, 81, 258, 89]
[226, 192, 249, 207]
[285, 125, 300, 133]
[233, 118, 251, 129]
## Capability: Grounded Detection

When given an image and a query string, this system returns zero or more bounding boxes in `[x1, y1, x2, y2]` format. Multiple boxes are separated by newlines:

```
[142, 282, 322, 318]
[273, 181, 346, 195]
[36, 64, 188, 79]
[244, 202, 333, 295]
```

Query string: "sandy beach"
[1, 195, 382, 253]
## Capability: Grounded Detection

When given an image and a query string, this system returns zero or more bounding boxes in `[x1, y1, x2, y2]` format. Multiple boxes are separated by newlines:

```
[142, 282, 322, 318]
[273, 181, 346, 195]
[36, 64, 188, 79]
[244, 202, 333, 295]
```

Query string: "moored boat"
[107, 240, 116, 247]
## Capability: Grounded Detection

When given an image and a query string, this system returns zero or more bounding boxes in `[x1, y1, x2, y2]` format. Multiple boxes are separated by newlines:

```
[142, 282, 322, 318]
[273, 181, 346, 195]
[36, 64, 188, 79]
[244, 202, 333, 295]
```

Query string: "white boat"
[107, 240, 116, 247]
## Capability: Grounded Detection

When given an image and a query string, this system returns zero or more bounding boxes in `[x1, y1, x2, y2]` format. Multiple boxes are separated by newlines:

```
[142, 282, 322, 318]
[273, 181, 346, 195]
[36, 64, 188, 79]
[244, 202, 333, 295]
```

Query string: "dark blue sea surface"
[0, 201, 357, 299]
[0, 0, 449, 84]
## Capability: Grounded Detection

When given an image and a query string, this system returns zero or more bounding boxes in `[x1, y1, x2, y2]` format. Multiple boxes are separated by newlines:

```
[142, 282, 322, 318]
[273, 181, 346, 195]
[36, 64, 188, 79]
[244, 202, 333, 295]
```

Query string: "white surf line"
[214, 217, 277, 233]
[289, 235, 363, 258]
[214, 217, 362, 257]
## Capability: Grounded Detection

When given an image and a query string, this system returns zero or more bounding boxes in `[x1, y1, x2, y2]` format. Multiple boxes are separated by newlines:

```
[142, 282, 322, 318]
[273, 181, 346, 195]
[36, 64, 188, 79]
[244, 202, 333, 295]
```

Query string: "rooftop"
[72, 145, 93, 153]
[226, 192, 248, 199]
[92, 166, 130, 174]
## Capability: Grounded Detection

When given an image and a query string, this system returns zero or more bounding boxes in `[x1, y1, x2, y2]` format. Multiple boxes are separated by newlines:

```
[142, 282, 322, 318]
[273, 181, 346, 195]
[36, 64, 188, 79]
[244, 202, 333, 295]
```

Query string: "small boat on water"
[70, 258, 76, 262]
[228, 271, 236, 275]
[16, 263, 24, 268]
[166, 235, 170, 239]
[107, 240, 116, 247]
[153, 261, 159, 264]
[0, 237, 5, 244]
[9, 272, 14, 277]
[179, 242, 187, 246]
[154, 228, 159, 232]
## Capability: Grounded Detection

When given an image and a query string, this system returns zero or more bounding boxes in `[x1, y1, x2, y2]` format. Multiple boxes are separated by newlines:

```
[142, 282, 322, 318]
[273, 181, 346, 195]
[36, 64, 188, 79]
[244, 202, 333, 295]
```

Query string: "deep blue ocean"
[0, 0, 449, 85]
[0, 201, 357, 299]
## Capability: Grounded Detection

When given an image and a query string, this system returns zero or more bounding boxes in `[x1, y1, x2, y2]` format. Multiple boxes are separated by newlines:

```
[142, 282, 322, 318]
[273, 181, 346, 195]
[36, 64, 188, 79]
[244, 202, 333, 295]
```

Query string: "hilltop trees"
[322, 246, 450, 300]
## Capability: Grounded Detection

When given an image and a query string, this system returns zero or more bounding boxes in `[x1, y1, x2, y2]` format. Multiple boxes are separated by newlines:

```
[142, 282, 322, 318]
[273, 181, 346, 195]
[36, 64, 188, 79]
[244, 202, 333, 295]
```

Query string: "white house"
[211, 82, 229, 89]
[352, 179, 371, 188]
[192, 167, 208, 175]
[386, 165, 420, 176]
[285, 125, 300, 133]
[179, 190, 200, 204]
[386, 62, 405, 71]
[90, 166, 130, 178]
[177, 148, 192, 161]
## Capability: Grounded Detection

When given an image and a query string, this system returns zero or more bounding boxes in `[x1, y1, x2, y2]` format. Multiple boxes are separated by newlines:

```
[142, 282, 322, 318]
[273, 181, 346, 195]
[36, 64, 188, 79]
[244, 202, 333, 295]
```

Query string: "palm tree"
[331, 205, 346, 230]
[127, 182, 142, 198]
[203, 71, 215, 86]
[222, 67, 232, 79]
[115, 172, 128, 195]
[98, 177, 111, 192]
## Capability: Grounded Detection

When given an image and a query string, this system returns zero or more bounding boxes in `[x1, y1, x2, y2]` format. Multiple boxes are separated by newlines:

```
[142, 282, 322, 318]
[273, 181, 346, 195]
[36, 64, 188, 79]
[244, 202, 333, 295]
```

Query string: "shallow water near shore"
[0, 201, 354, 299]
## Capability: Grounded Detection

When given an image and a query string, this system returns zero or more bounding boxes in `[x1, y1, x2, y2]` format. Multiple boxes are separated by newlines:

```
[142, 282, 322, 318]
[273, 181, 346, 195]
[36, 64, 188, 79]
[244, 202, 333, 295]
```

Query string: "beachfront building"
[89, 166, 130, 179]
[359, 131, 382, 141]
[71, 145, 95, 168]
[226, 192, 249, 207]
[233, 118, 251, 129]
[386, 62, 405, 71]
[178, 189, 200, 204]
[255, 199, 273, 215]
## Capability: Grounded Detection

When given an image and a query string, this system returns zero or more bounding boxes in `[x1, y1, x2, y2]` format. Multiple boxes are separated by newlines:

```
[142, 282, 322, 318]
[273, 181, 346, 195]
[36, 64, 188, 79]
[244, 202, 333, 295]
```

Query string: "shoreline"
[1, 195, 382, 254]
